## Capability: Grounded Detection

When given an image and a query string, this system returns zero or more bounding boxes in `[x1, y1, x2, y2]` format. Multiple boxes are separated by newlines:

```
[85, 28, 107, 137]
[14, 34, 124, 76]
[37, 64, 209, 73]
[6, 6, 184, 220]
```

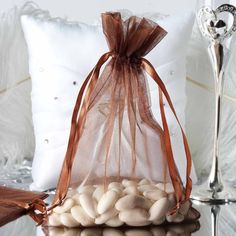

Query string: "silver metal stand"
[191, 4, 236, 203]
[211, 205, 220, 236]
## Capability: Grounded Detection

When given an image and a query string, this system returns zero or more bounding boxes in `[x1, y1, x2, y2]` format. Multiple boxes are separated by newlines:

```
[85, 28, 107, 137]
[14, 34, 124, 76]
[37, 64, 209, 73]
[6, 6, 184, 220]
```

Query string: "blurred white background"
[0, 0, 197, 22]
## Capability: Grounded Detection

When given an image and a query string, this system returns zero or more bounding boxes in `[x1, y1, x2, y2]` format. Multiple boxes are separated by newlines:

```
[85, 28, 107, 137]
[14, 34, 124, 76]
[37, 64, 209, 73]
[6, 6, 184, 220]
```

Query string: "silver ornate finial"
[198, 4, 236, 42]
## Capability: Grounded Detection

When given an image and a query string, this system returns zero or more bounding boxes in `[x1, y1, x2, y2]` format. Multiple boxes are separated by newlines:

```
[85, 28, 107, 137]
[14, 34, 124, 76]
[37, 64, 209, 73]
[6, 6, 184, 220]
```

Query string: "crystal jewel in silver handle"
[198, 4, 236, 42]
[191, 4, 236, 204]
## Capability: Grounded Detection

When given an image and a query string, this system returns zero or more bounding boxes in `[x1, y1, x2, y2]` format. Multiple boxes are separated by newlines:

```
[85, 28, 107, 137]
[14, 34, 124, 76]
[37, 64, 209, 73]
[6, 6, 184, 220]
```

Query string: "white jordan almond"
[108, 184, 123, 195]
[138, 179, 151, 185]
[53, 198, 74, 214]
[78, 185, 95, 195]
[71, 205, 94, 226]
[115, 194, 152, 211]
[166, 212, 184, 223]
[71, 193, 80, 205]
[119, 208, 149, 223]
[95, 208, 118, 225]
[138, 184, 157, 193]
[149, 197, 170, 221]
[48, 213, 62, 227]
[179, 201, 191, 216]
[108, 182, 123, 190]
[105, 216, 124, 227]
[156, 183, 174, 194]
[97, 190, 119, 214]
[122, 179, 137, 187]
[123, 186, 139, 195]
[92, 185, 105, 202]
[110, 187, 123, 195]
[67, 190, 77, 198]
[185, 207, 200, 221]
[143, 189, 167, 201]
[60, 213, 80, 227]
[152, 216, 166, 225]
[125, 221, 151, 227]
[166, 211, 177, 223]
[79, 193, 97, 218]
[93, 199, 98, 215]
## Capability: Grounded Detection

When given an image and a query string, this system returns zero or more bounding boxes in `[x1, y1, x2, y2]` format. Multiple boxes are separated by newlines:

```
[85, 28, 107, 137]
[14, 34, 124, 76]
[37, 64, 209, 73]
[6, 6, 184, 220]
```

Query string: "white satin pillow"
[21, 11, 196, 191]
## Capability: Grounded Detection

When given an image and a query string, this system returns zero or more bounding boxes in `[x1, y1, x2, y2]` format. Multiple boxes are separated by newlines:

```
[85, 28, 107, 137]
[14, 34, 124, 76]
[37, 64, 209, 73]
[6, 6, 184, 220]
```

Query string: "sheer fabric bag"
[46, 12, 200, 227]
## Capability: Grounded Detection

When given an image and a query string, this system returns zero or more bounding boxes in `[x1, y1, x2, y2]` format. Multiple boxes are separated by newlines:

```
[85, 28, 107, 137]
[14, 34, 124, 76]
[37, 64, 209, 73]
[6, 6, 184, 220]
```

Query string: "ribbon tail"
[28, 198, 47, 225]
[159, 87, 183, 205]
[29, 213, 45, 226]
[51, 52, 112, 211]
[141, 58, 192, 203]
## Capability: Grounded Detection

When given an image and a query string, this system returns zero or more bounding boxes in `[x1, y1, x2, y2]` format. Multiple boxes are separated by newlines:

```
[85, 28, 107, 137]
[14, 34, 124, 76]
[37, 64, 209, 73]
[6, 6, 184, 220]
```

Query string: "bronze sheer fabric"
[0, 186, 47, 226]
[50, 12, 192, 214]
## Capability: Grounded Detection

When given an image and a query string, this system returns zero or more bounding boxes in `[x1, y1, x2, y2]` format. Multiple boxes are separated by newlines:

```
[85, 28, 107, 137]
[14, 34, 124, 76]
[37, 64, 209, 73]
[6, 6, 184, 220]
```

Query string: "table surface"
[0, 202, 236, 236]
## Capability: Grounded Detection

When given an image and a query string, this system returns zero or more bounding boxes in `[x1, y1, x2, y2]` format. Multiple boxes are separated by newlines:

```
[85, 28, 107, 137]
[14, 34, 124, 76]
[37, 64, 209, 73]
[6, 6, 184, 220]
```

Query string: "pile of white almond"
[48, 179, 198, 227]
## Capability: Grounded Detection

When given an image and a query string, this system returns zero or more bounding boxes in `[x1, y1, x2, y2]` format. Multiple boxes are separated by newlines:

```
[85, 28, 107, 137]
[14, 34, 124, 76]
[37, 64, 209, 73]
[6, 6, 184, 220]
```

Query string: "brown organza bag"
[0, 186, 47, 226]
[45, 12, 200, 227]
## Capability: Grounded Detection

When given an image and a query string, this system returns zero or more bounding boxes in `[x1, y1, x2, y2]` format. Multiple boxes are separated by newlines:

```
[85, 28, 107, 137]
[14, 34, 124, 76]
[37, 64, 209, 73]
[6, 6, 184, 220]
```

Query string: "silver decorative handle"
[208, 42, 225, 193]
[190, 4, 236, 203]
[198, 4, 236, 194]
[198, 4, 236, 43]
